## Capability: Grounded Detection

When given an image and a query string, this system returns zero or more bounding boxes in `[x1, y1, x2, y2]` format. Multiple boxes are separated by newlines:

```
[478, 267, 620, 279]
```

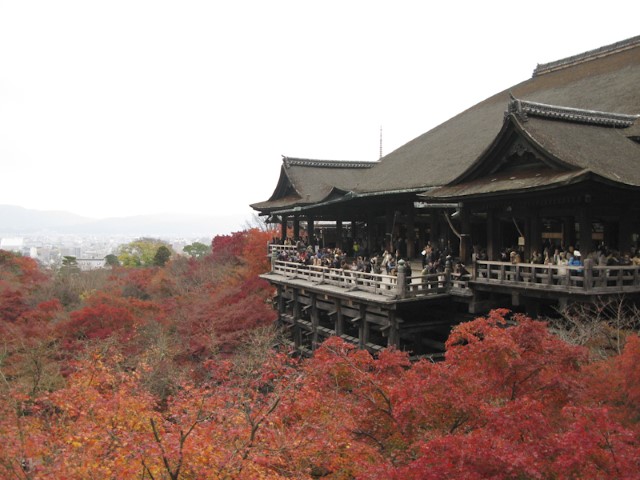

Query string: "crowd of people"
[272, 235, 640, 284]
[272, 237, 468, 280]
[490, 243, 640, 269]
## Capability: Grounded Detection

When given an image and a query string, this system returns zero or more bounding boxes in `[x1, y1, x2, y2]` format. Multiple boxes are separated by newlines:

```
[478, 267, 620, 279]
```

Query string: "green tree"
[60, 256, 80, 274]
[153, 246, 172, 267]
[105, 254, 120, 267]
[182, 241, 210, 258]
[117, 238, 173, 267]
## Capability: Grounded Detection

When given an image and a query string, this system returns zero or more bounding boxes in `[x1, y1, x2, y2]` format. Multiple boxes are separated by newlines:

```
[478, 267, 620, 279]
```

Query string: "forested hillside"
[1, 230, 639, 479]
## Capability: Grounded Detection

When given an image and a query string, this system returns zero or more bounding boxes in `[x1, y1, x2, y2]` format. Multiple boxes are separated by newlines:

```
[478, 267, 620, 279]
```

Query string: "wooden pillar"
[459, 208, 472, 265]
[523, 215, 533, 261]
[334, 299, 344, 337]
[619, 209, 632, 254]
[406, 205, 416, 259]
[387, 311, 399, 348]
[280, 216, 287, 242]
[430, 214, 440, 251]
[366, 212, 374, 256]
[487, 209, 498, 260]
[564, 216, 576, 249]
[276, 285, 285, 325]
[336, 219, 343, 250]
[386, 209, 395, 252]
[358, 305, 368, 349]
[293, 215, 300, 241]
[531, 214, 541, 257]
[292, 290, 301, 348]
[307, 215, 315, 244]
[577, 208, 593, 255]
[310, 294, 319, 348]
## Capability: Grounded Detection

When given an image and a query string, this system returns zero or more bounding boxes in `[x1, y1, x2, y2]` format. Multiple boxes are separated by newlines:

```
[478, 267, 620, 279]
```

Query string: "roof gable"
[453, 97, 640, 186]
[269, 165, 302, 201]
[451, 112, 574, 186]
[423, 97, 640, 201]
[250, 156, 376, 213]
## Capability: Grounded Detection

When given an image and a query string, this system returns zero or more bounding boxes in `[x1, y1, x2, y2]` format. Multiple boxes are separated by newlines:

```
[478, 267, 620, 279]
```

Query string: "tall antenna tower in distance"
[379, 125, 383, 159]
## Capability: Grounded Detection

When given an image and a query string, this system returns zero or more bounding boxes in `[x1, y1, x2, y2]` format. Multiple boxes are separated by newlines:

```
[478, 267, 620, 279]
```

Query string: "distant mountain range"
[0, 205, 250, 237]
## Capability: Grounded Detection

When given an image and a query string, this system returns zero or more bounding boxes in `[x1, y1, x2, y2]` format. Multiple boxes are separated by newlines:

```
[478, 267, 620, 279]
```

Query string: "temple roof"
[250, 156, 375, 213]
[252, 36, 640, 213]
[423, 103, 640, 200]
[351, 37, 640, 195]
[533, 35, 640, 76]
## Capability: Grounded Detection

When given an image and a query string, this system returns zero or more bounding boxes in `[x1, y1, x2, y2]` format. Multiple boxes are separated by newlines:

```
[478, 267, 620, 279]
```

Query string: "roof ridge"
[506, 97, 639, 128]
[533, 35, 640, 77]
[282, 156, 375, 169]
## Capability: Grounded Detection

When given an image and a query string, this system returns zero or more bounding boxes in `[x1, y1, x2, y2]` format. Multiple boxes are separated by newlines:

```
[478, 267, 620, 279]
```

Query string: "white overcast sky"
[1, 1, 638, 220]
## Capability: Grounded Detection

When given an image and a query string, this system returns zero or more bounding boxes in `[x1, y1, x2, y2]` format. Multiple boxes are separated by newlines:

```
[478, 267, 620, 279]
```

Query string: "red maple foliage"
[1, 240, 640, 479]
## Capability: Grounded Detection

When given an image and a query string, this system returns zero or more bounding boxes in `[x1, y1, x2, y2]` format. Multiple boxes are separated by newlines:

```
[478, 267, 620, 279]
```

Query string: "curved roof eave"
[269, 186, 430, 216]
[422, 169, 592, 202]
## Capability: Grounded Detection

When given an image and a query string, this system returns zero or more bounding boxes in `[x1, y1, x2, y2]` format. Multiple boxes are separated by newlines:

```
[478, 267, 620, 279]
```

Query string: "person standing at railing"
[386, 256, 397, 275]
[371, 256, 382, 275]
[568, 250, 582, 265]
[569, 250, 583, 275]
[404, 259, 412, 284]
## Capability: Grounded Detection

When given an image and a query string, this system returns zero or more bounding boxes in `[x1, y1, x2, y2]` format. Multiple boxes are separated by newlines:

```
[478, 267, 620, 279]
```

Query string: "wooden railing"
[266, 245, 640, 301]
[268, 244, 299, 255]
[474, 259, 640, 293]
[270, 259, 469, 299]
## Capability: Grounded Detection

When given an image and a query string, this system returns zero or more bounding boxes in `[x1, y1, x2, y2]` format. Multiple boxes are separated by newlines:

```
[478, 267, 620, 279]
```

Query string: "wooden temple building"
[251, 36, 640, 356]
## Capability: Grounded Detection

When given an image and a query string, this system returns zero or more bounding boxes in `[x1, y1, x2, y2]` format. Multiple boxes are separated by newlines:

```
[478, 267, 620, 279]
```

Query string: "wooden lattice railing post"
[396, 260, 407, 299]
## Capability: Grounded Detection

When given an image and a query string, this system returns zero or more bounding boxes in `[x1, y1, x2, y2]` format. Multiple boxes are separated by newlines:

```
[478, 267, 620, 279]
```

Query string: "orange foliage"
[2, 238, 640, 479]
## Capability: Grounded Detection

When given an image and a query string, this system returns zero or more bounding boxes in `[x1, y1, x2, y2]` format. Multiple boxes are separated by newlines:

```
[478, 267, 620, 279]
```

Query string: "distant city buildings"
[0, 234, 212, 270]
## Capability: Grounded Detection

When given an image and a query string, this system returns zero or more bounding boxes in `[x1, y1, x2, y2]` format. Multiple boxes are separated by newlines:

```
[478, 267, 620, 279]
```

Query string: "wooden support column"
[307, 215, 315, 245]
[523, 215, 530, 261]
[523, 215, 537, 261]
[276, 285, 285, 323]
[530, 214, 541, 257]
[386, 209, 395, 252]
[310, 293, 319, 349]
[387, 311, 399, 348]
[293, 215, 300, 241]
[336, 219, 343, 250]
[292, 290, 301, 348]
[406, 205, 416, 259]
[577, 208, 593, 255]
[619, 209, 632, 253]
[366, 212, 374, 256]
[430, 214, 439, 249]
[487, 209, 498, 260]
[564, 216, 576, 249]
[459, 208, 471, 265]
[280, 216, 287, 242]
[358, 304, 368, 349]
[334, 299, 344, 337]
